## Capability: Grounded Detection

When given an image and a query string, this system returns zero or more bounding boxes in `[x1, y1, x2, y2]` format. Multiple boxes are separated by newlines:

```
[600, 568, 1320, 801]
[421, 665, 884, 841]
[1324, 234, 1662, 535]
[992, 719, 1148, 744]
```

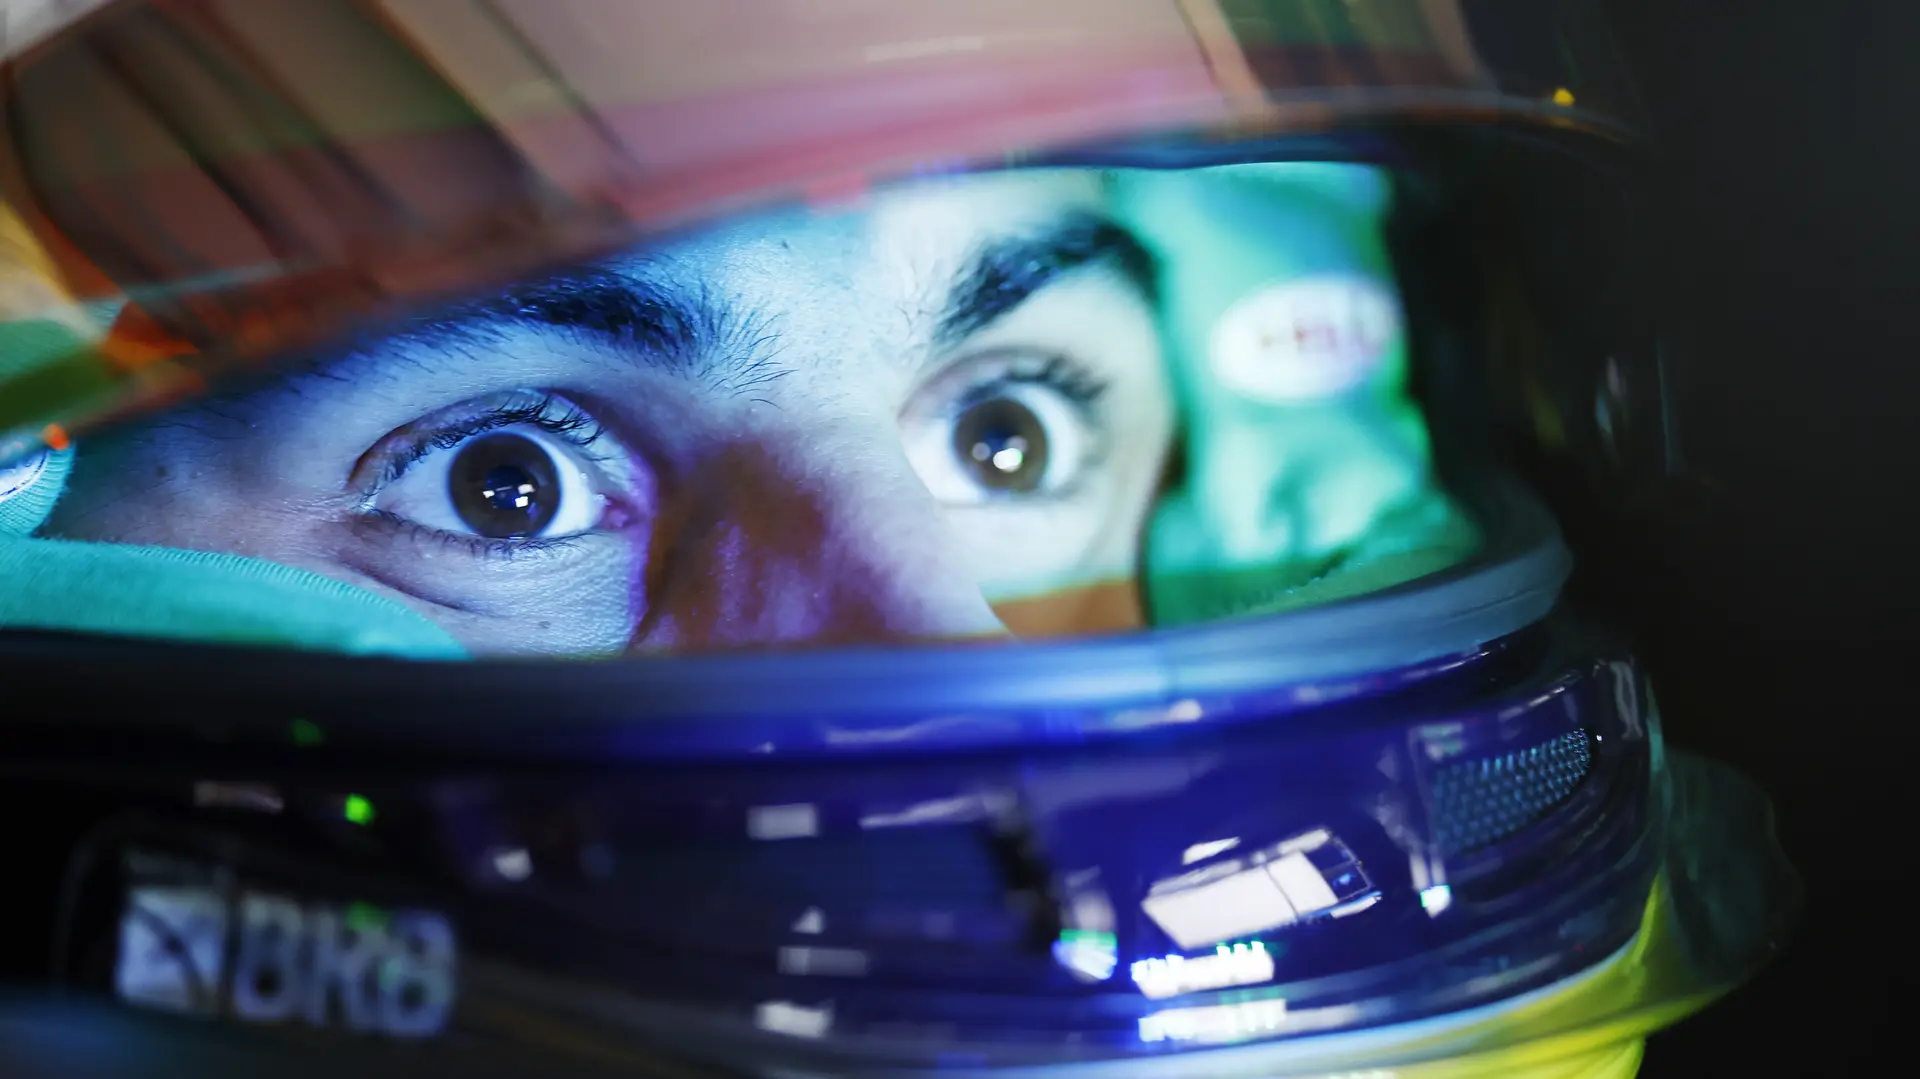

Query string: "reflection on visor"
[1140, 828, 1377, 951]
[2, 163, 1480, 657]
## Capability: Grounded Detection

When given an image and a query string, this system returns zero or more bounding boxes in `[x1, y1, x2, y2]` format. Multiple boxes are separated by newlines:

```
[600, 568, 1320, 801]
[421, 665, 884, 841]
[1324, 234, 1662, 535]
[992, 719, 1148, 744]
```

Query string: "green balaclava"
[1113, 163, 1480, 625]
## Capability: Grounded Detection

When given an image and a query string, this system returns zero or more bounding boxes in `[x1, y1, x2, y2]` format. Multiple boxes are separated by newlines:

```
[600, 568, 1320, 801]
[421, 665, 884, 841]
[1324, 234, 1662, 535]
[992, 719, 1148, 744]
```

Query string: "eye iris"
[449, 432, 562, 538]
[952, 396, 1049, 494]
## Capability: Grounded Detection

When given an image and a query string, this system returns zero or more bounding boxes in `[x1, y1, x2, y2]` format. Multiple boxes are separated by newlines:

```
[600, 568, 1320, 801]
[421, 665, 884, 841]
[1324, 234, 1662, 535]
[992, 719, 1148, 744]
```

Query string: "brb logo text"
[116, 885, 456, 1037]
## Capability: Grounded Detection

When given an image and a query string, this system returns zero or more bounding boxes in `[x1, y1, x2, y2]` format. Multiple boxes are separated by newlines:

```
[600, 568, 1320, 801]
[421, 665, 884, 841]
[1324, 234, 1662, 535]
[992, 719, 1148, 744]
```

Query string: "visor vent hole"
[1431, 730, 1593, 854]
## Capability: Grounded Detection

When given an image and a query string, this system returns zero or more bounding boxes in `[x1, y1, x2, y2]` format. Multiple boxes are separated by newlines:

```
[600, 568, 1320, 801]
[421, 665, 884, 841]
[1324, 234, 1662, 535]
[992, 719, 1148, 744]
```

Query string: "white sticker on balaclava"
[1209, 274, 1402, 403]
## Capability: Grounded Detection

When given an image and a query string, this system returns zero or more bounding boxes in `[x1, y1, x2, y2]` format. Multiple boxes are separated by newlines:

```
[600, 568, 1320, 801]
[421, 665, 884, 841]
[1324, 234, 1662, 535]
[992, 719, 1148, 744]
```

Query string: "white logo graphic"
[116, 886, 229, 1016]
[1210, 275, 1402, 402]
[116, 885, 456, 1037]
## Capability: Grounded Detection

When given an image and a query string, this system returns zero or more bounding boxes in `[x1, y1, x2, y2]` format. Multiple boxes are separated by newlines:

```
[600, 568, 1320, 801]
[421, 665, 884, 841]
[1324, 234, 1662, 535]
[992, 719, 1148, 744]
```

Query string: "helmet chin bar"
[7, 591, 1666, 1073]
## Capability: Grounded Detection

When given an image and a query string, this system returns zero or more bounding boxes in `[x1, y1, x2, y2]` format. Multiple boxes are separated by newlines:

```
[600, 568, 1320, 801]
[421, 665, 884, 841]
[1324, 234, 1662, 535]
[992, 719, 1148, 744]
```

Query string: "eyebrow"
[365, 265, 773, 388]
[348, 212, 1155, 384]
[934, 214, 1157, 349]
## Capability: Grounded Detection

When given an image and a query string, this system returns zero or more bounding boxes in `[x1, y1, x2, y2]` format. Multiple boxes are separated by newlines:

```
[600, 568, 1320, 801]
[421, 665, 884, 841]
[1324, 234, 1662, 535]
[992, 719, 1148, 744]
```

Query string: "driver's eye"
[362, 392, 637, 548]
[904, 351, 1109, 504]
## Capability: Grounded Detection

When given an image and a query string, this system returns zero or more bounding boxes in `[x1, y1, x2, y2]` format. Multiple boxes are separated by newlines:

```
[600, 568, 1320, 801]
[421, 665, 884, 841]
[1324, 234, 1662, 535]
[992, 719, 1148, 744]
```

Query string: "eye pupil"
[953, 397, 1048, 494]
[450, 432, 561, 537]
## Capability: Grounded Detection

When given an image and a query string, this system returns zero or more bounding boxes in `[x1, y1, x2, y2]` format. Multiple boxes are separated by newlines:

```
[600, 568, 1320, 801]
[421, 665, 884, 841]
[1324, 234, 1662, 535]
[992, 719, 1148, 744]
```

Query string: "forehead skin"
[622, 169, 1113, 387]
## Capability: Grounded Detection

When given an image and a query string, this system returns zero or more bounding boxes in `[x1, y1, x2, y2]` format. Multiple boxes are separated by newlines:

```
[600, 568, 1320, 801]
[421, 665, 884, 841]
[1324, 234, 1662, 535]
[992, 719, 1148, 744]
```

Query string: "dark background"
[1601, 2, 1912, 1074]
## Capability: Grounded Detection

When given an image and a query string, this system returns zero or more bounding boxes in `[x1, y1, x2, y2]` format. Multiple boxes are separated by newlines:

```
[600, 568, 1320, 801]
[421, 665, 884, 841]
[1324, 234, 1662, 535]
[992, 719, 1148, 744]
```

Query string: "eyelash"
[953, 354, 1111, 413]
[374, 392, 609, 487]
[358, 509, 589, 562]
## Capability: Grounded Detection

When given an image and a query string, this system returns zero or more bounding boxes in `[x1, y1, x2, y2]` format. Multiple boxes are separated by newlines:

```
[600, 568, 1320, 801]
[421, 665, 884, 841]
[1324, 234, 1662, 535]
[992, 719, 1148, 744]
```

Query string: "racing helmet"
[0, 1, 1795, 1077]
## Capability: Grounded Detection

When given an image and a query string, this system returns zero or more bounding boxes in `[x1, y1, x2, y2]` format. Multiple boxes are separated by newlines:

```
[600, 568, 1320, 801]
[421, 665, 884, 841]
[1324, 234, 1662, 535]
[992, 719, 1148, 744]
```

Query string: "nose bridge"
[638, 430, 1005, 650]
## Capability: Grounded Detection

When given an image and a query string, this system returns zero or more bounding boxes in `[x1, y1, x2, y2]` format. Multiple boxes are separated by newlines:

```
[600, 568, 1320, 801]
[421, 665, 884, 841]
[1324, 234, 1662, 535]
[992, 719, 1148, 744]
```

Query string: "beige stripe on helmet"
[0, 201, 98, 335]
